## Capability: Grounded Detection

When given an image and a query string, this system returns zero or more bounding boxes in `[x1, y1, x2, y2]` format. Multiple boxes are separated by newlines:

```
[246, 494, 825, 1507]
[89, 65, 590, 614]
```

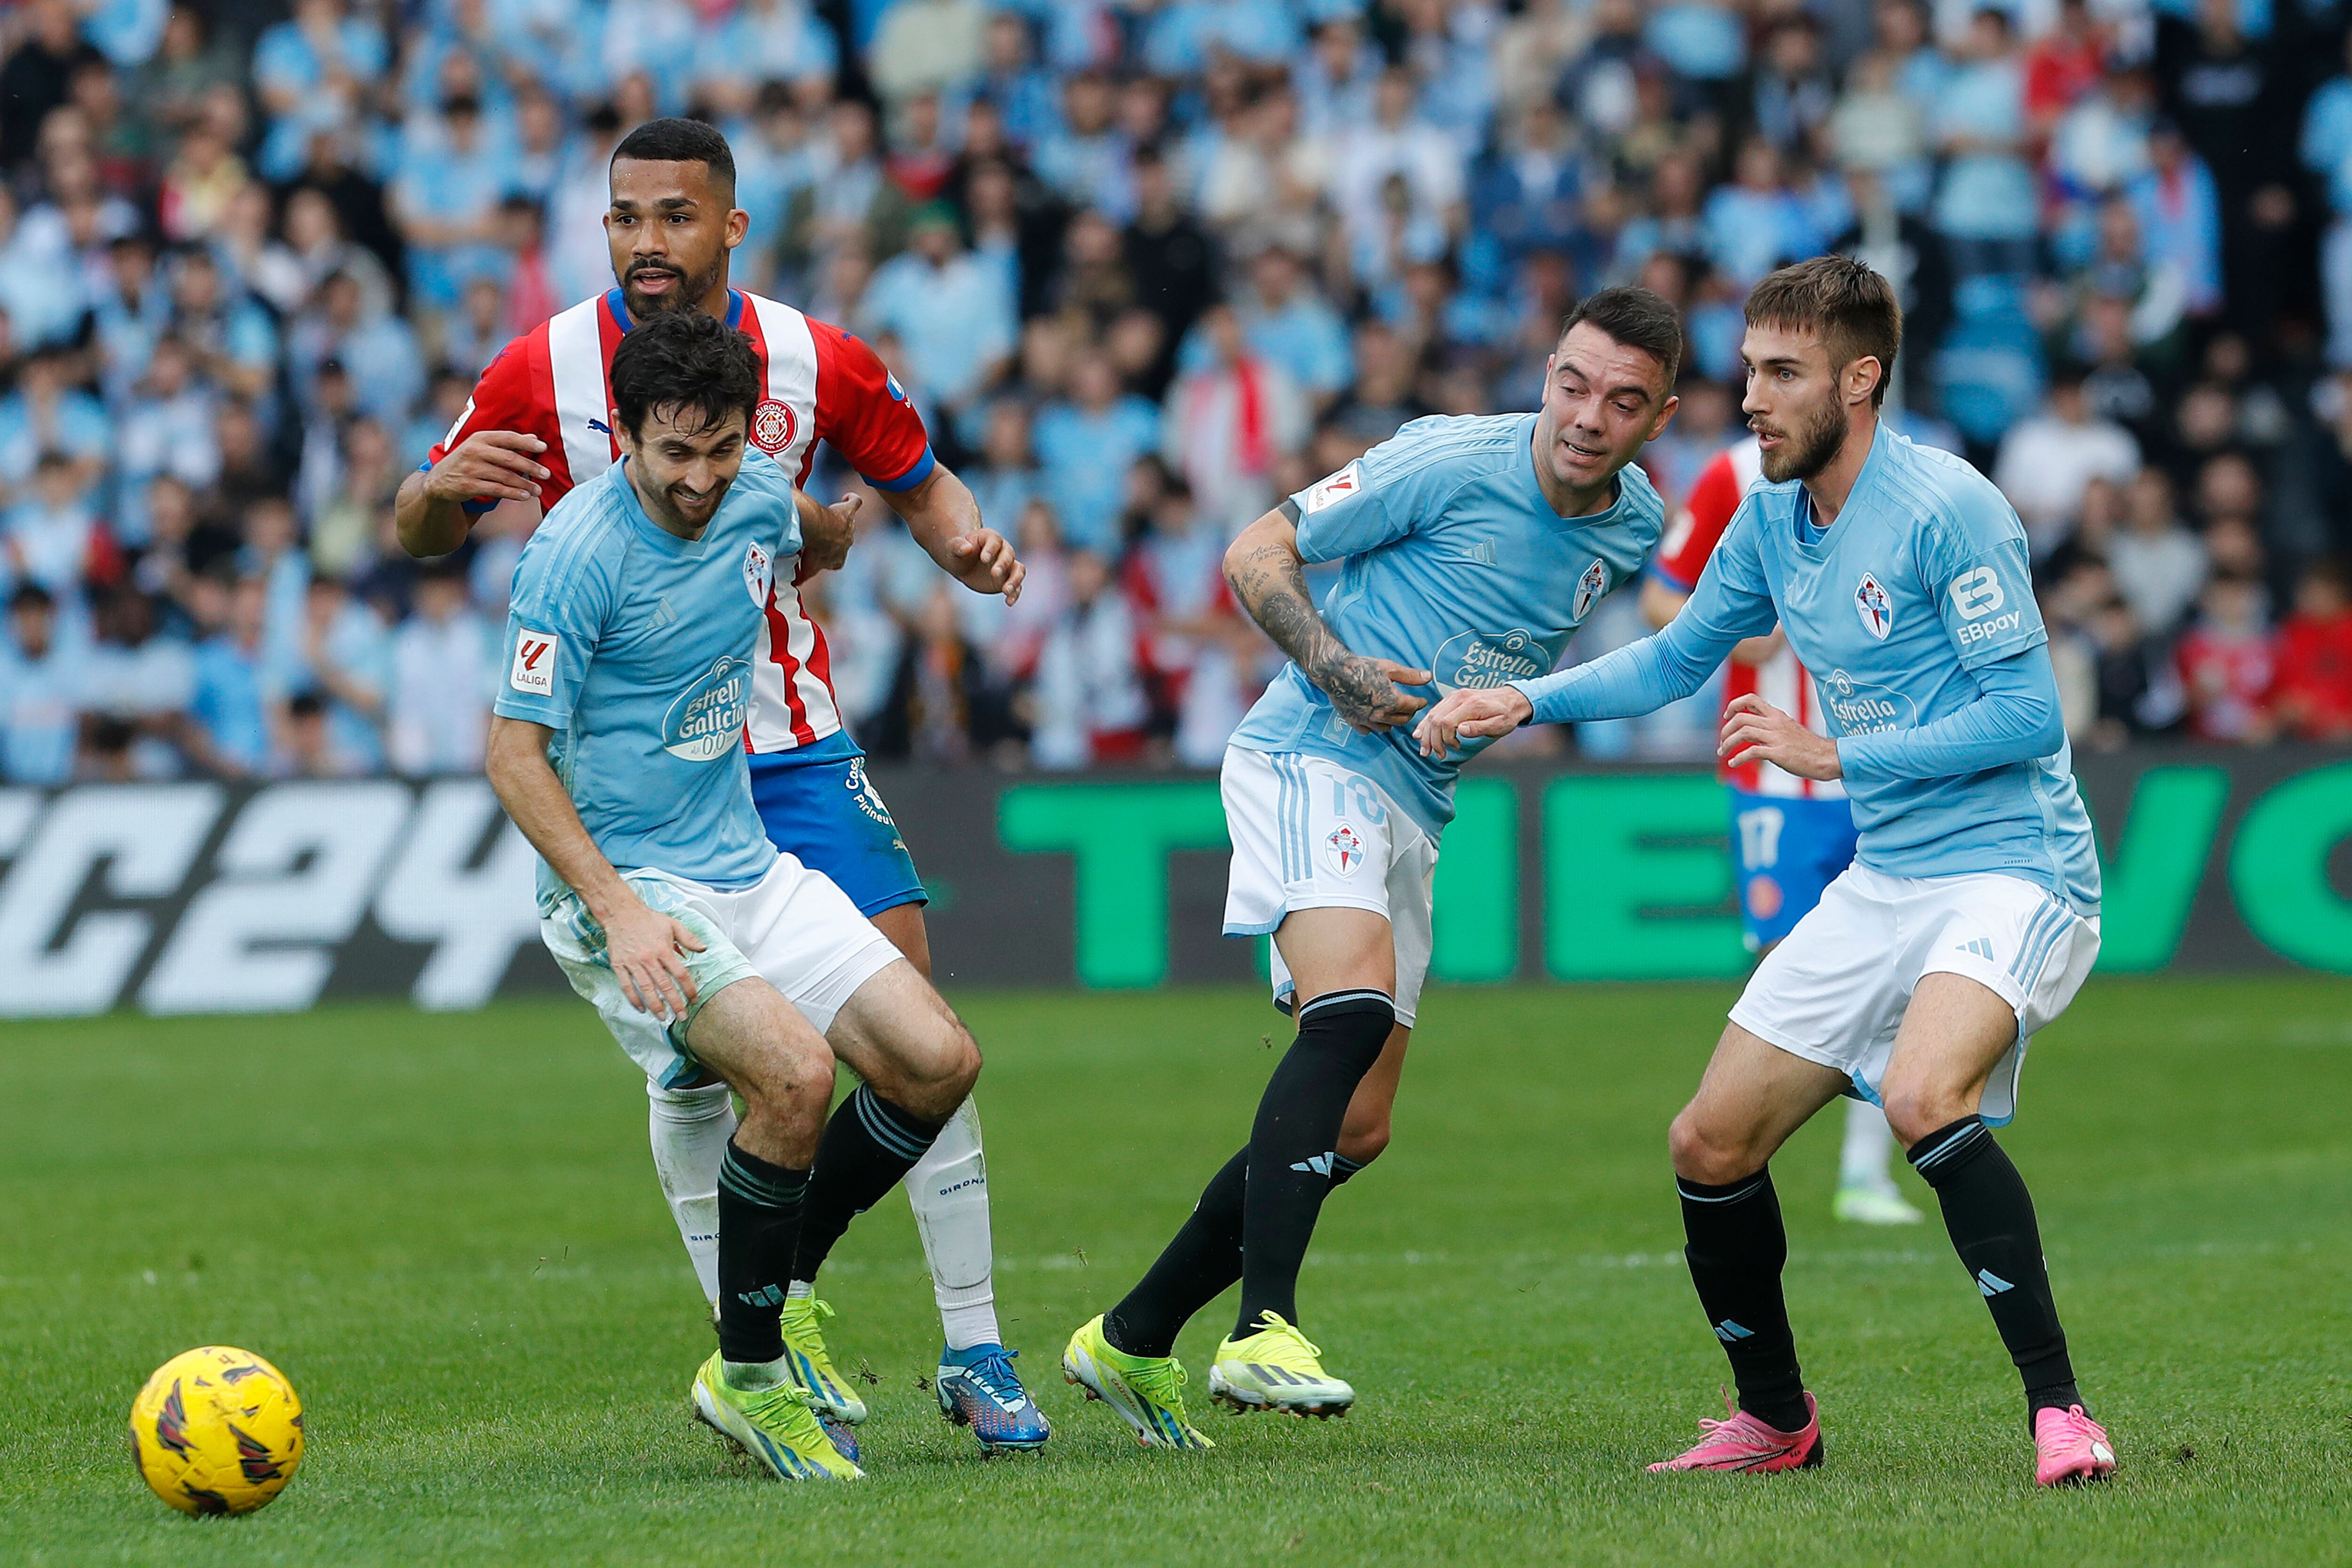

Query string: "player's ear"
[725, 206, 749, 250]
[1647, 392, 1680, 440]
[1850, 356, 1883, 407]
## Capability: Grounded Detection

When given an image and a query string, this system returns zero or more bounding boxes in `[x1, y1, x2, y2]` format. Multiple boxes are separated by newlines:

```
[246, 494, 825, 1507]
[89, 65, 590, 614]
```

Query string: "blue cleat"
[935, 1344, 1051, 1452]
[819, 1415, 860, 1465]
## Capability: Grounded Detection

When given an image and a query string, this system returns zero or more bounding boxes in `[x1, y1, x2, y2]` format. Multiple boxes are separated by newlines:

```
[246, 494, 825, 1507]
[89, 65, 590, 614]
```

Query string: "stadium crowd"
[3, 0, 2352, 784]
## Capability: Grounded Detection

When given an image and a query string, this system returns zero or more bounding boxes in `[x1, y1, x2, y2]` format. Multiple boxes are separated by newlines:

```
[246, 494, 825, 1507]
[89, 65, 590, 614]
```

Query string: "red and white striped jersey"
[1649, 437, 1844, 800]
[431, 287, 935, 753]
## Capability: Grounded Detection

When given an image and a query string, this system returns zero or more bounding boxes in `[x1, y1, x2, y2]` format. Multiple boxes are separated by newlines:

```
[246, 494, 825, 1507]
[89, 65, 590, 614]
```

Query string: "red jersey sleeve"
[808, 318, 935, 492]
[1651, 450, 1744, 592]
[425, 334, 569, 514]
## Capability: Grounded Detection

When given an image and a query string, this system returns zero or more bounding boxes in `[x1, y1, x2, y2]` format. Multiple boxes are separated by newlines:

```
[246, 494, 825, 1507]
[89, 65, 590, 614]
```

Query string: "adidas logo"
[1976, 1269, 2016, 1297]
[1713, 1320, 1755, 1343]
[736, 1283, 786, 1307]
[1955, 937, 1996, 962]
[1290, 1152, 1336, 1178]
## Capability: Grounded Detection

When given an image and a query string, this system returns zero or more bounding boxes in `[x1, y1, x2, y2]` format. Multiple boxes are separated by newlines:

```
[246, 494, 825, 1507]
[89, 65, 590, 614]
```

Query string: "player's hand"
[802, 491, 861, 572]
[1316, 655, 1433, 733]
[945, 528, 1025, 604]
[424, 430, 550, 506]
[1718, 693, 1842, 779]
[1414, 685, 1533, 758]
[599, 894, 707, 1022]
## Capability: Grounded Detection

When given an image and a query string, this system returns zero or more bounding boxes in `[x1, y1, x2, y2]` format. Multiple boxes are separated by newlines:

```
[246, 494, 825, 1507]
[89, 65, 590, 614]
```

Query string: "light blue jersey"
[1231, 412, 1667, 836]
[1518, 425, 2100, 913]
[496, 452, 801, 908]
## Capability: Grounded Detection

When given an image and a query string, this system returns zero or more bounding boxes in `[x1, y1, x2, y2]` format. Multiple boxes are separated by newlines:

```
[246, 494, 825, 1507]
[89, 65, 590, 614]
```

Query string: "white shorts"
[540, 852, 901, 1089]
[1220, 745, 1437, 1025]
[1728, 863, 2100, 1126]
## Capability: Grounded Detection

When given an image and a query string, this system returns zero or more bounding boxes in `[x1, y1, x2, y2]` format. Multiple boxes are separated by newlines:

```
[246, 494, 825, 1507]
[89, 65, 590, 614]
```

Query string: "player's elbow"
[1224, 509, 1294, 587]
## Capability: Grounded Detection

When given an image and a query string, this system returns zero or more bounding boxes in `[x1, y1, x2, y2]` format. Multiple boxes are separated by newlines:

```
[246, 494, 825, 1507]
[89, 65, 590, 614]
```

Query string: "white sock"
[648, 1079, 737, 1306]
[906, 1098, 1001, 1351]
[1838, 1098, 1901, 1193]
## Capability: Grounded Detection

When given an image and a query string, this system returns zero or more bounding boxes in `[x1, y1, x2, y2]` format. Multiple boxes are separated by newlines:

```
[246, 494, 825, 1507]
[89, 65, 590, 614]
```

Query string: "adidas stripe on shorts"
[1220, 745, 1437, 1026]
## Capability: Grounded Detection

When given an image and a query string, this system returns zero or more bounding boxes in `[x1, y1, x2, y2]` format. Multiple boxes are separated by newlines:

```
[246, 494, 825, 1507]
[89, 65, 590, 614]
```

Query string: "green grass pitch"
[6, 977, 2351, 1566]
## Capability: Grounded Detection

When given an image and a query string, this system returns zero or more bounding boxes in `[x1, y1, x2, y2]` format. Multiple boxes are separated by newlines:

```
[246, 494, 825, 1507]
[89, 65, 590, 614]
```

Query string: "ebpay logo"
[1433, 628, 1547, 694]
[662, 656, 752, 760]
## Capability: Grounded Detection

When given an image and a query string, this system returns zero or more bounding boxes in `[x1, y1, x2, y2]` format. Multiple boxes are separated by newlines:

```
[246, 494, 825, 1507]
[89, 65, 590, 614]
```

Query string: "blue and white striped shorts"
[1219, 745, 1438, 1026]
[1726, 864, 2101, 1126]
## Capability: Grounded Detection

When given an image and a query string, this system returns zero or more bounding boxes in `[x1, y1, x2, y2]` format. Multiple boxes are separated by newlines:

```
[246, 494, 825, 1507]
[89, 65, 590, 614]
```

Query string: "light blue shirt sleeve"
[1508, 502, 1779, 724]
[496, 530, 613, 729]
[1290, 422, 1470, 563]
[1923, 486, 2045, 672]
[1837, 647, 2064, 781]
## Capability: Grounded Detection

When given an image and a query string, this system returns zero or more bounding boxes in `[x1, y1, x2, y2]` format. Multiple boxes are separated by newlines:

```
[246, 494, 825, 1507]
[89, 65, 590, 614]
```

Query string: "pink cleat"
[1647, 1391, 1822, 1473]
[2033, 1405, 2116, 1486]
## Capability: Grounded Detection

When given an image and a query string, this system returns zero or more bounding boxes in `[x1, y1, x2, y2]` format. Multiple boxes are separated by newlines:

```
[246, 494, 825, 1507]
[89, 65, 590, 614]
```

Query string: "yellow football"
[128, 1346, 305, 1516]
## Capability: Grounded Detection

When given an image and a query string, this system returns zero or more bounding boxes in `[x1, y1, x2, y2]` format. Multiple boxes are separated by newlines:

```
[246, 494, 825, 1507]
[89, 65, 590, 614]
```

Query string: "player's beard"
[1754, 396, 1846, 484]
[622, 255, 724, 319]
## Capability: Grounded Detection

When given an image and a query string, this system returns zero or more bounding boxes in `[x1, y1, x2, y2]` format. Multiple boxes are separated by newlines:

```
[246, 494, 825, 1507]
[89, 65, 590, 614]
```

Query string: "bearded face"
[1754, 384, 1848, 484]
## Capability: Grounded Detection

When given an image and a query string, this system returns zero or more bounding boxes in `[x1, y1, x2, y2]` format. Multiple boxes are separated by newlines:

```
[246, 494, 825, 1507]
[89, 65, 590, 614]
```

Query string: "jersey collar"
[1791, 421, 1894, 556]
[603, 287, 747, 333]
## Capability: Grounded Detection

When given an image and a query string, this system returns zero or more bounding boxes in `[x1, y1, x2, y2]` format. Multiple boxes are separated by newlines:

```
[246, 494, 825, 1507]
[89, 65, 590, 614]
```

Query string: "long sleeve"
[1836, 645, 2064, 781]
[1510, 529, 1778, 724]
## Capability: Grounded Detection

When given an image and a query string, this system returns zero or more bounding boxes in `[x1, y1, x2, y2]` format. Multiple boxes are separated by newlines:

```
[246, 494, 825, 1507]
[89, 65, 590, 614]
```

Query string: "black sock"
[1104, 1144, 1378, 1359]
[1908, 1116, 2083, 1420]
[1233, 989, 1391, 1338]
[715, 1140, 810, 1363]
[1678, 1169, 1808, 1433]
[791, 1085, 949, 1285]
[1106, 1148, 1248, 1357]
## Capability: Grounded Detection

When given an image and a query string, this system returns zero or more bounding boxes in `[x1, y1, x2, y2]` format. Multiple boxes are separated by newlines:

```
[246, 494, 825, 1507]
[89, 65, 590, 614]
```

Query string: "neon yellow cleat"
[1061, 1315, 1213, 1449]
[780, 1295, 868, 1424]
[690, 1353, 864, 1481]
[1209, 1312, 1354, 1418]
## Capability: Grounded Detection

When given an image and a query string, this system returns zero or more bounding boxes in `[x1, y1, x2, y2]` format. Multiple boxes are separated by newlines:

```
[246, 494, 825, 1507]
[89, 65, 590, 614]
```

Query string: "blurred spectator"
[865, 204, 1017, 416]
[2177, 574, 2277, 743]
[2108, 469, 2207, 638]
[186, 570, 278, 776]
[1035, 352, 1160, 554]
[387, 562, 492, 773]
[2269, 558, 2352, 743]
[4, 452, 99, 594]
[1163, 304, 1308, 533]
[1, 582, 79, 784]
[1992, 366, 2141, 554]
[1028, 548, 1148, 768]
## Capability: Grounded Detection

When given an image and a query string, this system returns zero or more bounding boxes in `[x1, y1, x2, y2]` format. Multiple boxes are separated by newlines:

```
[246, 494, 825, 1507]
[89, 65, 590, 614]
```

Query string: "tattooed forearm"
[1225, 519, 1417, 730]
[1227, 536, 1343, 672]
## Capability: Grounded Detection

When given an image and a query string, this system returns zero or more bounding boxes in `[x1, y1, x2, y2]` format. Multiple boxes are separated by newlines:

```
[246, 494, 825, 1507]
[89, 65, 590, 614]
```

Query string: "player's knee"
[1668, 1107, 1762, 1186]
[887, 1017, 982, 1120]
[1878, 1078, 1969, 1148]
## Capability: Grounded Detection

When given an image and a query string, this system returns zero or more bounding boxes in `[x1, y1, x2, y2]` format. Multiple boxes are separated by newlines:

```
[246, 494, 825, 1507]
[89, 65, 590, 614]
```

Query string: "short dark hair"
[10, 580, 55, 614]
[612, 117, 736, 195]
[1557, 286, 1684, 396]
[1744, 255, 1903, 409]
[609, 310, 763, 441]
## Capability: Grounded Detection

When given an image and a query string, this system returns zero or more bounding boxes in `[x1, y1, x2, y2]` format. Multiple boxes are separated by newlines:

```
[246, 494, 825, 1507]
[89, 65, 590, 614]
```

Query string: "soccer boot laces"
[690, 1353, 863, 1481]
[1061, 1315, 1213, 1449]
[936, 1343, 1052, 1452]
[779, 1295, 867, 1424]
[1208, 1311, 1355, 1418]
